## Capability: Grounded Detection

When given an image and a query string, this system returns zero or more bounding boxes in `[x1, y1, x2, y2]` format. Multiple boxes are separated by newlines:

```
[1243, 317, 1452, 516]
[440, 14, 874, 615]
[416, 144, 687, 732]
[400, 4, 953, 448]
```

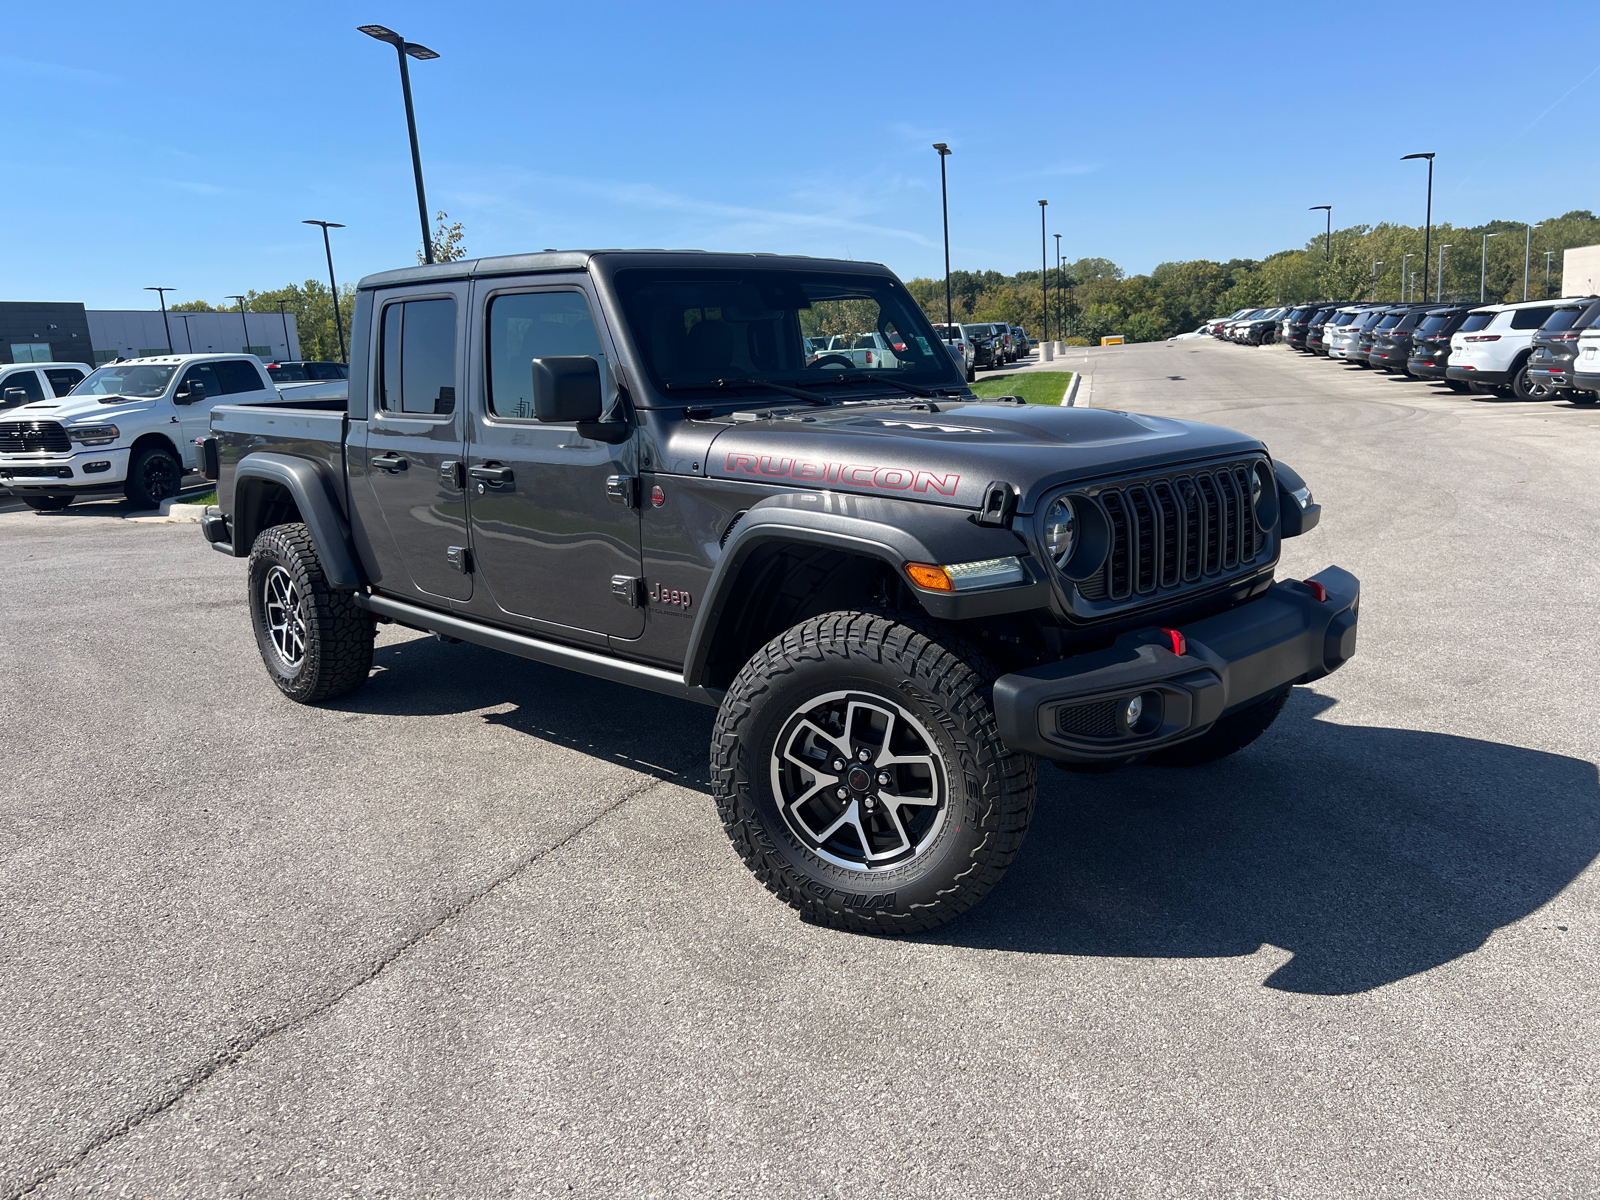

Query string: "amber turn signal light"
[905, 563, 953, 592]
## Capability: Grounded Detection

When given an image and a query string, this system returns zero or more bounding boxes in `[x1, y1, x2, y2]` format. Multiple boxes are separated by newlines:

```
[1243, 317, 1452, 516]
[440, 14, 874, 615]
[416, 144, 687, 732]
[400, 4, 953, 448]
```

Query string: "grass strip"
[969, 370, 1074, 405]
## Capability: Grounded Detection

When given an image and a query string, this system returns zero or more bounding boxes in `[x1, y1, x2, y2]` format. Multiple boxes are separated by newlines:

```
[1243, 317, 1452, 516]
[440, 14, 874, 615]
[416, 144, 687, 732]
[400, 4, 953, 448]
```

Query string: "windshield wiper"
[664, 379, 831, 406]
[801, 373, 959, 400]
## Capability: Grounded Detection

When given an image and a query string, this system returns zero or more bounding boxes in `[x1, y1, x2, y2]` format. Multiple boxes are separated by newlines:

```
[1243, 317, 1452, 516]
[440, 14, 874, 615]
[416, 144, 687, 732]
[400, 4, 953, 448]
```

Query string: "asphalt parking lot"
[3, 340, 1598, 1198]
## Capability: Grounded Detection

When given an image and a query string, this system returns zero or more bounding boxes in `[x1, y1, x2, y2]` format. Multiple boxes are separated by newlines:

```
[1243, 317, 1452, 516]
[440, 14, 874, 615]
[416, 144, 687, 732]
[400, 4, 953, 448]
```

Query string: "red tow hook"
[1302, 579, 1328, 602]
[1161, 627, 1187, 656]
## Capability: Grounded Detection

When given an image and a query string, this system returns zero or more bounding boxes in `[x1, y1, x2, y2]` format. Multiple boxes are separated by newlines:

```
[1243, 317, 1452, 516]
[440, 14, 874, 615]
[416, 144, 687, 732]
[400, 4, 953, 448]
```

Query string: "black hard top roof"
[357, 249, 894, 291]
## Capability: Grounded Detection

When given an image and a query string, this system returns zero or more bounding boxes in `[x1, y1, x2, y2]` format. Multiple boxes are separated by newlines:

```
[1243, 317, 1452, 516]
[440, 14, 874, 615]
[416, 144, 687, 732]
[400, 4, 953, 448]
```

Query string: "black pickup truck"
[199, 250, 1359, 934]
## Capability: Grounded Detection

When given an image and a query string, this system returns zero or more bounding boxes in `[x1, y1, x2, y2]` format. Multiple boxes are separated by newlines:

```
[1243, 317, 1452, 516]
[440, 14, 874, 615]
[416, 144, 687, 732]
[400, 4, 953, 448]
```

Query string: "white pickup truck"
[0, 352, 329, 511]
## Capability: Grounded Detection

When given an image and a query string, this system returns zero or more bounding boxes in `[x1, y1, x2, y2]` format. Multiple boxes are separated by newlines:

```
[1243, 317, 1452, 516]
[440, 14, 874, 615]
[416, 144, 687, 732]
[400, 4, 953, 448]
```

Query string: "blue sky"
[9, 0, 1598, 309]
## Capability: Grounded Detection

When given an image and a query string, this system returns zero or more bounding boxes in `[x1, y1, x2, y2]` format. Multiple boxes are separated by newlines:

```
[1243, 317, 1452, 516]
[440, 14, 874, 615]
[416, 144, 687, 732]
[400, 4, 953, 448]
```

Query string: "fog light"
[83, 460, 111, 474]
[1124, 695, 1144, 727]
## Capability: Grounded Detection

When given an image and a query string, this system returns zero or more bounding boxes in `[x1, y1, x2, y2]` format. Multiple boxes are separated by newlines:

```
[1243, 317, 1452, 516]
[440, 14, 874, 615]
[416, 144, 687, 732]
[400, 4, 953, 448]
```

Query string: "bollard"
[1042, 342, 1054, 362]
[1055, 340, 1065, 355]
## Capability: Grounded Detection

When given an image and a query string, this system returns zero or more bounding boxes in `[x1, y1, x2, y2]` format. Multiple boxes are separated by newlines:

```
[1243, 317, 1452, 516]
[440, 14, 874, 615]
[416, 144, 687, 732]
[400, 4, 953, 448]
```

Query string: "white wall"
[86, 310, 300, 362]
[1561, 245, 1600, 298]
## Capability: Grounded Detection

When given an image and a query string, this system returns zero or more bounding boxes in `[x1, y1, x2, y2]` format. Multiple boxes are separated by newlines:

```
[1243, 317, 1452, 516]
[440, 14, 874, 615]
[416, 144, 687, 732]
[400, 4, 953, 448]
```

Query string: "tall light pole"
[1402, 153, 1435, 301]
[1372, 260, 1384, 299]
[1436, 244, 1451, 303]
[303, 220, 348, 361]
[275, 299, 294, 360]
[933, 144, 953, 330]
[1400, 253, 1412, 302]
[1545, 250, 1555, 298]
[227, 296, 250, 354]
[1054, 232, 1063, 342]
[1310, 205, 1332, 261]
[143, 287, 175, 354]
[1038, 199, 1048, 343]
[1523, 221, 1545, 301]
[1481, 231, 1500, 302]
[359, 24, 440, 264]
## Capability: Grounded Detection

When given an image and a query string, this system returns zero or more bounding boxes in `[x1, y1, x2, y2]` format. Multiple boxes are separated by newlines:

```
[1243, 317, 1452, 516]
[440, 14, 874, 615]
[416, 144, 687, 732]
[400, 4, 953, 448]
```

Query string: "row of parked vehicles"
[1205, 299, 1600, 404]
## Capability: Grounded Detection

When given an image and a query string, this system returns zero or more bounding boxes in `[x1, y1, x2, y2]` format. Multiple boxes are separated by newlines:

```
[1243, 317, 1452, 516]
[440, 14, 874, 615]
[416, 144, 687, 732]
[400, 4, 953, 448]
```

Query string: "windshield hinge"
[976, 481, 1017, 528]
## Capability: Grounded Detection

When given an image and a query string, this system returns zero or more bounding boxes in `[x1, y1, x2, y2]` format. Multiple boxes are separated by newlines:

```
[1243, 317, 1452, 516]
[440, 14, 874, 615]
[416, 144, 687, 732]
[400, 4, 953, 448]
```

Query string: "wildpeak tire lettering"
[723, 452, 959, 496]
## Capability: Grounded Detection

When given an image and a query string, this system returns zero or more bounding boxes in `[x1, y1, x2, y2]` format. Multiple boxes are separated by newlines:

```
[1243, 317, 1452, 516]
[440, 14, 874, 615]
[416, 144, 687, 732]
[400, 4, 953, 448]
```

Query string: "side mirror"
[3, 387, 27, 406]
[175, 380, 206, 405]
[531, 356, 602, 423]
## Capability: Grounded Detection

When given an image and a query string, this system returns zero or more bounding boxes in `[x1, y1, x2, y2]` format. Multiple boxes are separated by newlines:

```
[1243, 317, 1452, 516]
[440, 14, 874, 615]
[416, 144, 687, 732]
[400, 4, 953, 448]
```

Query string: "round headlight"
[1043, 496, 1076, 567]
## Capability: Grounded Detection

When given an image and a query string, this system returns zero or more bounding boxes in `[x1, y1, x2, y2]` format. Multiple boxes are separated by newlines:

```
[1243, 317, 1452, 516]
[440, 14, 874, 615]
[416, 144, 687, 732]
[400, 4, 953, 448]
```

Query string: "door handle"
[468, 465, 514, 484]
[371, 453, 408, 473]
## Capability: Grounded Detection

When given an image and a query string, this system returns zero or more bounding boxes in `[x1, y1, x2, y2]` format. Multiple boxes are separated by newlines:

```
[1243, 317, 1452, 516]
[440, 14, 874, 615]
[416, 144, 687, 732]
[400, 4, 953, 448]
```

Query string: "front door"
[464, 280, 642, 639]
[361, 286, 472, 603]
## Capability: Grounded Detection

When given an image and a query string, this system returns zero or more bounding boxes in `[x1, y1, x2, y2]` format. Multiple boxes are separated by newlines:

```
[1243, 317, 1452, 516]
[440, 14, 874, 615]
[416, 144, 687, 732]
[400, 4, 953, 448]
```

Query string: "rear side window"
[1416, 314, 1451, 334]
[1540, 307, 1584, 332]
[43, 368, 83, 396]
[268, 363, 308, 381]
[1374, 314, 1402, 330]
[486, 290, 604, 420]
[214, 360, 267, 394]
[1510, 306, 1555, 330]
[1577, 300, 1600, 330]
[1, 370, 44, 404]
[380, 298, 458, 415]
[1459, 312, 1495, 333]
[1395, 313, 1423, 332]
[307, 362, 346, 380]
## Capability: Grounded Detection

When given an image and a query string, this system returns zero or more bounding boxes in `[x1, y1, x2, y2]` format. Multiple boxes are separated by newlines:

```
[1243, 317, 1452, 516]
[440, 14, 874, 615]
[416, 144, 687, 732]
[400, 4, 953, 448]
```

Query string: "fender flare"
[681, 492, 1048, 687]
[233, 452, 363, 589]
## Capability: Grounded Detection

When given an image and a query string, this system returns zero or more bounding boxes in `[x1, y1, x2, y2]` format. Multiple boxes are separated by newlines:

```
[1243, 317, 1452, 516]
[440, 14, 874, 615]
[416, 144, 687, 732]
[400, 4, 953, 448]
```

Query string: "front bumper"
[0, 446, 131, 492]
[993, 566, 1359, 763]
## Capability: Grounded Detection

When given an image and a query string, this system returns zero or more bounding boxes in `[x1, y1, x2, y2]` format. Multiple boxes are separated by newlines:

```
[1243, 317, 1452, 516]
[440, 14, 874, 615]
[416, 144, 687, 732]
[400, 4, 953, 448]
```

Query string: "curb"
[1064, 373, 1082, 407]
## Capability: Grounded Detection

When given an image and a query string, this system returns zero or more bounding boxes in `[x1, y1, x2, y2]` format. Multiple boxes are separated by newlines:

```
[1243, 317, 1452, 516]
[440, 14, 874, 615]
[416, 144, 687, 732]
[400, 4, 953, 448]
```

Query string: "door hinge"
[611, 574, 644, 606]
[606, 474, 637, 507]
[439, 460, 465, 489]
[447, 545, 473, 574]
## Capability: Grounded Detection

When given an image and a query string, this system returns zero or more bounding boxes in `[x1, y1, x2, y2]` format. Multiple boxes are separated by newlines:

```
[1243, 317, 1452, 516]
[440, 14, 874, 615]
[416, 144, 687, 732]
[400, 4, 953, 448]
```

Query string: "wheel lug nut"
[836, 787, 848, 800]
[877, 771, 891, 786]
[857, 748, 871, 762]
[864, 795, 877, 810]
[832, 758, 846, 772]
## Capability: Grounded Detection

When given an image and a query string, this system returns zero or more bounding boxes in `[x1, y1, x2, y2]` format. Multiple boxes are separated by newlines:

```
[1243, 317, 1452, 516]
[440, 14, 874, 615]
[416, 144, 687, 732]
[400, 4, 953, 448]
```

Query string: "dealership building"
[0, 301, 300, 366]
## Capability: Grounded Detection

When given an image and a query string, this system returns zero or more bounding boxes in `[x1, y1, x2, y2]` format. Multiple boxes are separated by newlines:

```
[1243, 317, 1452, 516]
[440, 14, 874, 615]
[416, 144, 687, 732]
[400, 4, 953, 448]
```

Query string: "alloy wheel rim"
[143, 455, 178, 500]
[263, 565, 307, 668]
[770, 690, 947, 872]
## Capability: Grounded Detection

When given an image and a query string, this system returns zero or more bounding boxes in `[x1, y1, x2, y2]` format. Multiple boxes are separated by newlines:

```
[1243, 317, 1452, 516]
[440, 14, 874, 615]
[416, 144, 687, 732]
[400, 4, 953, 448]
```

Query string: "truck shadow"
[932, 689, 1600, 995]
[340, 638, 1599, 996]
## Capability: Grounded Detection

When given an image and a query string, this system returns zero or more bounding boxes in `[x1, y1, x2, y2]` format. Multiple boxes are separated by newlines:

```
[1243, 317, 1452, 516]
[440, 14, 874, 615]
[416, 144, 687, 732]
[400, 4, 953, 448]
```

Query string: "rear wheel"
[1510, 364, 1552, 401]
[20, 496, 71, 511]
[1149, 685, 1292, 768]
[1445, 379, 1471, 392]
[712, 611, 1036, 933]
[125, 444, 181, 508]
[247, 523, 374, 703]
[966, 364, 976, 383]
[1572, 391, 1599, 406]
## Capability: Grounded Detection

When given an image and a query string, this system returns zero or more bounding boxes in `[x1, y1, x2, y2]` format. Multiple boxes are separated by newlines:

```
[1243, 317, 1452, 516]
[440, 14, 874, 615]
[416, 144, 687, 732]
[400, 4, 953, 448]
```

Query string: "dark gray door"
[464, 281, 642, 638]
[361, 287, 471, 603]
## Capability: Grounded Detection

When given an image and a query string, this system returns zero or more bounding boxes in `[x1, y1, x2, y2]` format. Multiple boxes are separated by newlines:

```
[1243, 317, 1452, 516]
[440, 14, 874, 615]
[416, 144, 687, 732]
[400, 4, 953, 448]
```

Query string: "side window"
[1, 370, 46, 404]
[179, 363, 223, 399]
[1511, 306, 1555, 330]
[486, 291, 604, 420]
[307, 362, 344, 381]
[44, 369, 84, 396]
[379, 298, 457, 415]
[214, 360, 267, 394]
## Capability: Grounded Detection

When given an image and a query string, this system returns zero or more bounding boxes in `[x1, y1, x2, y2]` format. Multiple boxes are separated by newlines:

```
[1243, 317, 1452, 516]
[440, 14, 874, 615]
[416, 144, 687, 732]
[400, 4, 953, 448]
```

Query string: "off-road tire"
[711, 610, 1037, 933]
[125, 444, 182, 509]
[21, 496, 71, 511]
[1148, 684, 1292, 768]
[247, 523, 374, 704]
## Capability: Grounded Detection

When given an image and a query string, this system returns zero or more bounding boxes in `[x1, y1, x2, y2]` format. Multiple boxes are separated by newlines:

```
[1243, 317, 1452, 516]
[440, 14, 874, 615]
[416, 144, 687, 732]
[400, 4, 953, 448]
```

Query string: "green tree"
[418, 211, 468, 264]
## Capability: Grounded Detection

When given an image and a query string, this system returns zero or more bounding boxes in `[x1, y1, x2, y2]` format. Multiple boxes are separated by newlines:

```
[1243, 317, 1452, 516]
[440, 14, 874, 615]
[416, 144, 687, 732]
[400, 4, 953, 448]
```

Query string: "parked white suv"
[0, 353, 276, 511]
[0, 361, 93, 411]
[1446, 300, 1559, 399]
[931, 322, 977, 382]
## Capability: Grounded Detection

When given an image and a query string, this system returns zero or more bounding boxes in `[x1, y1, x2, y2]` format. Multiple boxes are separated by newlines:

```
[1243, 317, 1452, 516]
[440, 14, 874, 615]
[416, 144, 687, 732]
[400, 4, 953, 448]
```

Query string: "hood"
[704, 399, 1264, 512]
[4, 394, 160, 426]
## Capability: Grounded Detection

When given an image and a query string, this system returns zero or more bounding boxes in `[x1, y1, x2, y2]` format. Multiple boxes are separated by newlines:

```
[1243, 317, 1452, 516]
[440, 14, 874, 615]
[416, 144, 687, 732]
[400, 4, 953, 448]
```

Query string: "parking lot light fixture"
[1482, 232, 1500, 302]
[1039, 199, 1048, 343]
[1401, 253, 1413, 302]
[1310, 205, 1332, 261]
[1054, 232, 1063, 341]
[1524, 222, 1545, 301]
[1402, 153, 1435, 301]
[1372, 260, 1384, 299]
[359, 24, 439, 265]
[227, 296, 249, 355]
[303, 220, 348, 361]
[1545, 250, 1555, 298]
[1437, 244, 1452, 302]
[275, 299, 293, 360]
[933, 144, 952, 329]
[143, 287, 175, 354]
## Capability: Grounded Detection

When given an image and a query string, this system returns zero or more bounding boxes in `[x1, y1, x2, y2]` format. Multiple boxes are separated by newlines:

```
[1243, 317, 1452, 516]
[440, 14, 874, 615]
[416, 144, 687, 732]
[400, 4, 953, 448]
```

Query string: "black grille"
[1077, 461, 1269, 604]
[1058, 699, 1120, 738]
[0, 421, 70, 453]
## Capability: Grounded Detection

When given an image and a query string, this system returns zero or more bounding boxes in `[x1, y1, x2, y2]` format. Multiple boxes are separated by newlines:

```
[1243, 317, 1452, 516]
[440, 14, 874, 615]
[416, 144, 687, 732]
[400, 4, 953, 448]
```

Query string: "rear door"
[462, 277, 642, 640]
[360, 285, 472, 603]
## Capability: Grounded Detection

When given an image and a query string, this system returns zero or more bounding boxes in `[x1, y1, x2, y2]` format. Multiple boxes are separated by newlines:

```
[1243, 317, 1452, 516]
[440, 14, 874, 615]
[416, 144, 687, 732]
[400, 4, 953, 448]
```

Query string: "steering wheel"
[809, 354, 854, 370]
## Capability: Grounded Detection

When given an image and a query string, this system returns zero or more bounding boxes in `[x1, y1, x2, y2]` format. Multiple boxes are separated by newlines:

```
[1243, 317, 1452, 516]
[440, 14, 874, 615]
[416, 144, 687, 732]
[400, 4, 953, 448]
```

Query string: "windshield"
[71, 363, 178, 398]
[615, 268, 961, 396]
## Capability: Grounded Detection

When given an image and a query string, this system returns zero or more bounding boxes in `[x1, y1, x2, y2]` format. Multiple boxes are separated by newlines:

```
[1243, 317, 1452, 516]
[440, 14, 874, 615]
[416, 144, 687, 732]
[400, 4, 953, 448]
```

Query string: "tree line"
[904, 210, 1600, 344]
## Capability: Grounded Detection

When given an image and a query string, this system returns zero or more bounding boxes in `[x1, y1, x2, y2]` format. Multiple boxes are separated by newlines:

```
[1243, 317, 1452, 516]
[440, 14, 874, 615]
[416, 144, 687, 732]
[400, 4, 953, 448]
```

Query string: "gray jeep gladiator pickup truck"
[198, 250, 1358, 933]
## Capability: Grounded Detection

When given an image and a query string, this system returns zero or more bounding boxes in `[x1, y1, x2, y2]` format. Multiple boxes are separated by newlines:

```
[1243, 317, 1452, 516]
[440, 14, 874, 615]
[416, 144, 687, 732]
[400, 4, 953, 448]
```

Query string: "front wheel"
[712, 611, 1037, 933]
[21, 496, 72, 512]
[247, 523, 375, 703]
[125, 444, 182, 508]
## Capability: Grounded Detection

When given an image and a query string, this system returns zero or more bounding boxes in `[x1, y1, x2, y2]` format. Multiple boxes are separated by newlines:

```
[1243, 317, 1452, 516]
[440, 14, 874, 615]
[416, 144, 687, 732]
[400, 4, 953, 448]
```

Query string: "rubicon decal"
[724, 453, 959, 496]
